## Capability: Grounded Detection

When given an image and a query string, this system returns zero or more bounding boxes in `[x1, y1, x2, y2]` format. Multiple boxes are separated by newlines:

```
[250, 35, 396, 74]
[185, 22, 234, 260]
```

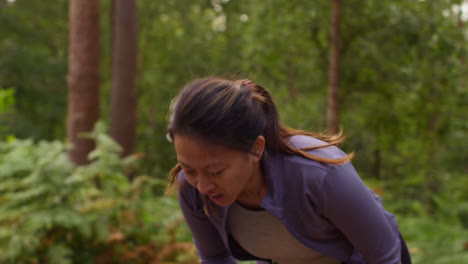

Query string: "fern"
[0, 122, 196, 263]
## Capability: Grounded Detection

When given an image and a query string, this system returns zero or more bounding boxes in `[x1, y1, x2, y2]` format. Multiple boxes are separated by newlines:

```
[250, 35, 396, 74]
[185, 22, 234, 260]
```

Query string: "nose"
[197, 175, 215, 194]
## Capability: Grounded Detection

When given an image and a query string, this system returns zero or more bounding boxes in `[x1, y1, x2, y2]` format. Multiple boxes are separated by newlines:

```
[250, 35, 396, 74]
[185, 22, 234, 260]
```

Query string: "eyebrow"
[178, 160, 225, 170]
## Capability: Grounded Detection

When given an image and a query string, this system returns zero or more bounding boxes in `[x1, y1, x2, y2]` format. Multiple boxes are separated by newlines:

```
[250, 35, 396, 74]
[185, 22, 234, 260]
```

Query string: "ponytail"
[248, 81, 354, 165]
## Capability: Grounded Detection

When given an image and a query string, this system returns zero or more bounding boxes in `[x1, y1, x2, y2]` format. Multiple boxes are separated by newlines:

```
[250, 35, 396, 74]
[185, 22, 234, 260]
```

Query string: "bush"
[0, 122, 197, 264]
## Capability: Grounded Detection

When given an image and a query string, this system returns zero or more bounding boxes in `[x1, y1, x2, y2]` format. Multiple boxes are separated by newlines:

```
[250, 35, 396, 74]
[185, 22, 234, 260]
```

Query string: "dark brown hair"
[167, 77, 353, 213]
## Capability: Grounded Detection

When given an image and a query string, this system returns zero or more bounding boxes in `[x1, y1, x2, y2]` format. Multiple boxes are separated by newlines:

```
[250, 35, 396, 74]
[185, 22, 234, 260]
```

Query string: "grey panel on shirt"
[228, 202, 340, 264]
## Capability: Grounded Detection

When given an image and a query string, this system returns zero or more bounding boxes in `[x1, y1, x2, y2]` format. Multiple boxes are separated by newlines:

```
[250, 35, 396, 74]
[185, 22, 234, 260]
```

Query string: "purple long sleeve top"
[177, 135, 402, 264]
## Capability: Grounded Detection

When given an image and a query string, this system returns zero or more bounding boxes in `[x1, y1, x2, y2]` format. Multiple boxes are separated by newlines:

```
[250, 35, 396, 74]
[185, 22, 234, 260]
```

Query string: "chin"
[213, 198, 234, 207]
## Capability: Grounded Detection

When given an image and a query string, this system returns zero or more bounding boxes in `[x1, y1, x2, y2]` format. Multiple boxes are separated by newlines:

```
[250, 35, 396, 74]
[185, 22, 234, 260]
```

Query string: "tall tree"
[109, 0, 137, 158]
[67, 0, 100, 165]
[327, 0, 341, 133]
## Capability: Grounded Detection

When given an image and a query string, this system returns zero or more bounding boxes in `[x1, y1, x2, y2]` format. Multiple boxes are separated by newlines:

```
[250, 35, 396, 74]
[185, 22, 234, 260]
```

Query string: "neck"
[236, 164, 266, 209]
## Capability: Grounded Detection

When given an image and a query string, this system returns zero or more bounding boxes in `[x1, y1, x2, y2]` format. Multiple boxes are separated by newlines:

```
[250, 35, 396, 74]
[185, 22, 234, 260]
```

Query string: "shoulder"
[285, 135, 348, 160]
[277, 135, 348, 175]
[266, 135, 356, 193]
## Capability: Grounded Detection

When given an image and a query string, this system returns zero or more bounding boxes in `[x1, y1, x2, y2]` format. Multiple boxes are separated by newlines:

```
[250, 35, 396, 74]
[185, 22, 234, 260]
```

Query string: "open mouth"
[210, 193, 224, 202]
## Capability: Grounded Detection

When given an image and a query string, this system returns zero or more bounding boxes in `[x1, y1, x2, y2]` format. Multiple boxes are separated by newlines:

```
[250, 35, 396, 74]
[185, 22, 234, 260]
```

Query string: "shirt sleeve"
[178, 178, 237, 264]
[320, 163, 401, 264]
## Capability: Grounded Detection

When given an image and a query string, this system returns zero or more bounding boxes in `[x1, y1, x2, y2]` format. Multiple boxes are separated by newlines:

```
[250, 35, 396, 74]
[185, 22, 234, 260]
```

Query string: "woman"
[167, 77, 411, 264]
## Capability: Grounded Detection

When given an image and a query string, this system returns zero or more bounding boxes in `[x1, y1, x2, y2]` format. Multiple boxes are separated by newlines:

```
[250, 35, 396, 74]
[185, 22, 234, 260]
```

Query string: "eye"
[183, 169, 197, 177]
[210, 169, 224, 177]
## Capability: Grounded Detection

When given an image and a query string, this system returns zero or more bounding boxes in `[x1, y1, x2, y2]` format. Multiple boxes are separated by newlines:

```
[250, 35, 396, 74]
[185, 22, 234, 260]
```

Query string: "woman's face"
[173, 135, 263, 207]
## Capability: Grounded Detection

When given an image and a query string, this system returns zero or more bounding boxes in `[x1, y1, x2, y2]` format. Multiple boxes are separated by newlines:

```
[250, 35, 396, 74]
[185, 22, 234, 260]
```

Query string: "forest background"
[0, 0, 467, 263]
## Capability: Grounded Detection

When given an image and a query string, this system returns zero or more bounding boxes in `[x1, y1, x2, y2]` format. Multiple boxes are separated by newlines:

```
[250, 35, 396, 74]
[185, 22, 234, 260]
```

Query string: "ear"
[251, 135, 266, 161]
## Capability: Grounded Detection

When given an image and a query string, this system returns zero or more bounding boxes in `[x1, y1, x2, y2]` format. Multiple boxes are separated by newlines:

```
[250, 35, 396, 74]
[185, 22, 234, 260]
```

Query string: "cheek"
[225, 168, 245, 185]
[184, 175, 198, 187]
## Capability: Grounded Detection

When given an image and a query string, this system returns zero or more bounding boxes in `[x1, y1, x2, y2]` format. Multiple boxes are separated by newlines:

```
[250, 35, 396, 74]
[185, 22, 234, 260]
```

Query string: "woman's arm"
[178, 180, 237, 264]
[320, 163, 401, 264]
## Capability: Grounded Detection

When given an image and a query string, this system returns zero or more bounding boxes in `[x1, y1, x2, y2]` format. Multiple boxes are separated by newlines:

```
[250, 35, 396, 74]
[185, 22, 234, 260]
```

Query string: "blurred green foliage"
[0, 0, 68, 139]
[0, 88, 14, 114]
[399, 216, 468, 263]
[0, 0, 467, 263]
[0, 87, 14, 136]
[0, 122, 196, 263]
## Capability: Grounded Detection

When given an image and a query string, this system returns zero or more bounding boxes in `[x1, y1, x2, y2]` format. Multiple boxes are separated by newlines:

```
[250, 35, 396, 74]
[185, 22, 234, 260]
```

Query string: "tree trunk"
[67, 0, 100, 165]
[327, 0, 341, 133]
[110, 0, 137, 158]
